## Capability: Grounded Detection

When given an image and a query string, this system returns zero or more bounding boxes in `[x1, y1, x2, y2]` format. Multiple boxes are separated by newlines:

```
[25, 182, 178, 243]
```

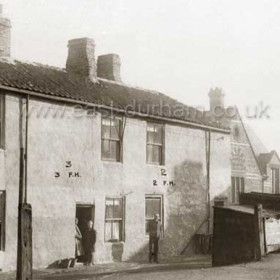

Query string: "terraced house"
[0, 8, 231, 271]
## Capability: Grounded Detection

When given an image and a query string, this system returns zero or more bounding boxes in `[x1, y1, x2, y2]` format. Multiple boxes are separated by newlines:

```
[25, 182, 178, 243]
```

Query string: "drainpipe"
[17, 98, 25, 280]
[18, 98, 25, 204]
[24, 95, 29, 203]
[205, 129, 211, 234]
[17, 95, 29, 204]
[17, 95, 32, 280]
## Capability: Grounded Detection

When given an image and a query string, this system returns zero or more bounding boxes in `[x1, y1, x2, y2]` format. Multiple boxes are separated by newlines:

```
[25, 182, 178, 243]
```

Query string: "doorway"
[75, 204, 95, 263]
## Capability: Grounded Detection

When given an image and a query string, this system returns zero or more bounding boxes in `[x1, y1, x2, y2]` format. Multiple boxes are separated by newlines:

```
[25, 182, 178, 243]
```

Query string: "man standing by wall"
[148, 213, 163, 263]
[83, 220, 97, 266]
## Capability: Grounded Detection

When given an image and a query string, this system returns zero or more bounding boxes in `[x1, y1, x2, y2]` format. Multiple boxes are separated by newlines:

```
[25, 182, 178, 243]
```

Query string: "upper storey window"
[146, 122, 164, 165]
[101, 117, 122, 162]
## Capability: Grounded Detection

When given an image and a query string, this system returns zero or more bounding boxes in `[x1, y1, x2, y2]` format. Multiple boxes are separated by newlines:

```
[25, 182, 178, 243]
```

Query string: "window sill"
[102, 159, 123, 164]
[146, 163, 165, 167]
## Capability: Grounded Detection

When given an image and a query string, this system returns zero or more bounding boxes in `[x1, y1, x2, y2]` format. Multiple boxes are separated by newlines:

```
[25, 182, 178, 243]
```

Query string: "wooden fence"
[212, 204, 264, 266]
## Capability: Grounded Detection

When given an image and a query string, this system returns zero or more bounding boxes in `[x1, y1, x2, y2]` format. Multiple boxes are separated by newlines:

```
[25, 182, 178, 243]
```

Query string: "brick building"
[0, 7, 231, 271]
[208, 87, 280, 203]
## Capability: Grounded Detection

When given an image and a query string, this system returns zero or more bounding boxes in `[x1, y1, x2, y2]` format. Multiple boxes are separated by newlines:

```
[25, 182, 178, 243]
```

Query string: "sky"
[1, 0, 280, 154]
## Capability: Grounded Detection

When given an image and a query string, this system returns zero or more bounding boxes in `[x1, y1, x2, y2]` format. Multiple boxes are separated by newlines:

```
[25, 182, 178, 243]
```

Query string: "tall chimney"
[66, 38, 97, 82]
[209, 87, 225, 113]
[0, 4, 11, 57]
[97, 54, 121, 82]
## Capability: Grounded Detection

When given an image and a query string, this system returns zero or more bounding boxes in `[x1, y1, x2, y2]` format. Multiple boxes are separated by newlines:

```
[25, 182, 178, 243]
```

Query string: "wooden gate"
[265, 217, 280, 253]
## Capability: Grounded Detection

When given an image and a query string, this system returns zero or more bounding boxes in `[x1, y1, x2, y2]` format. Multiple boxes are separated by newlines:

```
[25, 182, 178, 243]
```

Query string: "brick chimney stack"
[209, 87, 225, 113]
[66, 38, 97, 82]
[97, 54, 121, 82]
[0, 4, 11, 57]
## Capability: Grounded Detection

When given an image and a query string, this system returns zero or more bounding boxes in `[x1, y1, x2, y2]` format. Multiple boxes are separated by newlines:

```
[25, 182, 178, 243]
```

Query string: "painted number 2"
[161, 169, 167, 176]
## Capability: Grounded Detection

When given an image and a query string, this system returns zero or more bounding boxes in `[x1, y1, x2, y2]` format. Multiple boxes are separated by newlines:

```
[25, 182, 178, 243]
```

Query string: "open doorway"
[75, 204, 95, 263]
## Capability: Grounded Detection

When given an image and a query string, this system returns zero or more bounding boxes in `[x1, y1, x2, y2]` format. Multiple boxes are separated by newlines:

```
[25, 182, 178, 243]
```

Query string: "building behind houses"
[0, 7, 231, 271]
[257, 151, 280, 193]
[208, 88, 280, 203]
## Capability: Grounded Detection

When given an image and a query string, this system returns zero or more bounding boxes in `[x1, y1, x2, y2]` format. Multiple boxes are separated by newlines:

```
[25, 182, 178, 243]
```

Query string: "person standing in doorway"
[75, 218, 84, 265]
[148, 213, 163, 263]
[83, 220, 97, 266]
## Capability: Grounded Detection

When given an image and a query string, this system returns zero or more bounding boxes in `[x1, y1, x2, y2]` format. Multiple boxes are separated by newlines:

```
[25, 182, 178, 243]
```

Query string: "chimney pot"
[97, 54, 121, 82]
[209, 87, 225, 113]
[66, 37, 97, 82]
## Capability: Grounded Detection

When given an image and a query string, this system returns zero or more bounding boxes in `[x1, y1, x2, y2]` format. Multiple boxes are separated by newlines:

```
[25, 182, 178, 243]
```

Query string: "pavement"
[104, 253, 280, 280]
[2, 254, 280, 280]
[0, 254, 211, 280]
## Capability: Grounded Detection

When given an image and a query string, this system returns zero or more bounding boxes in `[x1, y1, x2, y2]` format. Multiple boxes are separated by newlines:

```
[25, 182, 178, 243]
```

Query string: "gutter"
[0, 84, 230, 134]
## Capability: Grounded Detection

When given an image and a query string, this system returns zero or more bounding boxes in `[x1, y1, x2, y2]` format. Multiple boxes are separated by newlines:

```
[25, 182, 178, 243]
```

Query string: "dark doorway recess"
[75, 204, 95, 263]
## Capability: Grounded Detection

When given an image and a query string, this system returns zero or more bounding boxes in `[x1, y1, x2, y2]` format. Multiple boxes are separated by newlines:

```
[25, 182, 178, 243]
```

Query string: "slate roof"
[257, 153, 272, 175]
[244, 124, 268, 157]
[257, 151, 280, 175]
[0, 58, 228, 131]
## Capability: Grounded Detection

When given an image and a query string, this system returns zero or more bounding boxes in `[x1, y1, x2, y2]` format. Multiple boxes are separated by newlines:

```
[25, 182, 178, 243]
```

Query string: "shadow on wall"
[129, 160, 209, 262]
[163, 160, 208, 257]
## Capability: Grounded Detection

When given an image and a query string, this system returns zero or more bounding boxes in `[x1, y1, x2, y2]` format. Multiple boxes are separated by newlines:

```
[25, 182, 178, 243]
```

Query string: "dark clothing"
[147, 220, 163, 262]
[149, 237, 159, 262]
[148, 220, 163, 239]
[85, 251, 94, 265]
[83, 228, 96, 264]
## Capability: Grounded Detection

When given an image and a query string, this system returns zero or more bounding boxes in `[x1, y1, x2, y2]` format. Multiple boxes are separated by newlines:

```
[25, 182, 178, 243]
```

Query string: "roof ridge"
[0, 58, 198, 111]
[0, 58, 228, 131]
[0, 57, 65, 72]
[0, 57, 185, 102]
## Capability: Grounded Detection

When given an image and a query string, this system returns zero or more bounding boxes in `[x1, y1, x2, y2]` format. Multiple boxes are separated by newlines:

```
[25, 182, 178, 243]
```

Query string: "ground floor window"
[105, 197, 124, 242]
[145, 195, 163, 234]
[0, 191, 5, 251]
[231, 177, 245, 204]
